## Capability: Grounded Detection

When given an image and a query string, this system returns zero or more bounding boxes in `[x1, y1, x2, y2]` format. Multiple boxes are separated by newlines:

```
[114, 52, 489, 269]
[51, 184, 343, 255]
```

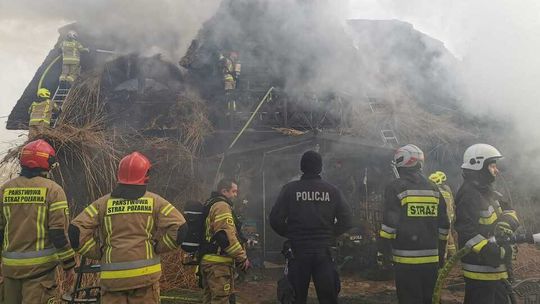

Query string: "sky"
[2, 0, 540, 157]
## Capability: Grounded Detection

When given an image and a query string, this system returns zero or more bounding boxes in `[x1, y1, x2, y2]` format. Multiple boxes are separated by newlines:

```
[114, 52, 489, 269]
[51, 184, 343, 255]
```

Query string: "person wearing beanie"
[270, 150, 353, 304]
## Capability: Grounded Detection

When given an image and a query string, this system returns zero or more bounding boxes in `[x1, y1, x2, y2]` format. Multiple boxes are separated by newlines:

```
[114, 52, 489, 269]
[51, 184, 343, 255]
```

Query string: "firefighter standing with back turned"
[269, 150, 353, 304]
[455, 144, 519, 304]
[69, 152, 187, 304]
[377, 144, 449, 304]
[200, 179, 250, 304]
[0, 139, 76, 304]
[59, 30, 88, 86]
[28, 88, 59, 138]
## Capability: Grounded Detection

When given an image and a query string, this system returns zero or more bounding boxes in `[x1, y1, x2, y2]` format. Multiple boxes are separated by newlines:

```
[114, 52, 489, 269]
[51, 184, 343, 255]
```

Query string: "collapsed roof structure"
[6, 0, 476, 267]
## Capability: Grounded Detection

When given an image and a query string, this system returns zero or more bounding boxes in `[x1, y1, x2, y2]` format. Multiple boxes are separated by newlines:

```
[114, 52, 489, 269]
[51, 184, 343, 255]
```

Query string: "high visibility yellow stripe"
[50, 201, 68, 212]
[36, 206, 45, 251]
[479, 212, 498, 225]
[3, 206, 10, 250]
[392, 255, 439, 264]
[379, 230, 396, 240]
[214, 213, 233, 223]
[504, 210, 518, 222]
[202, 254, 233, 263]
[104, 216, 113, 263]
[439, 234, 449, 241]
[226, 242, 242, 254]
[2, 254, 58, 266]
[463, 270, 508, 281]
[78, 238, 97, 255]
[161, 204, 174, 216]
[57, 248, 75, 260]
[145, 216, 154, 259]
[101, 263, 161, 279]
[472, 239, 489, 253]
[401, 196, 438, 205]
[84, 205, 98, 218]
[163, 233, 177, 250]
[205, 217, 212, 241]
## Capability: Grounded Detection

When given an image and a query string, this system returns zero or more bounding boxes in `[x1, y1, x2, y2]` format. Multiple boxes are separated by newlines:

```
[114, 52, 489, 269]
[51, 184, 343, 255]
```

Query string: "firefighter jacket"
[455, 180, 519, 281]
[439, 183, 457, 251]
[269, 174, 353, 250]
[28, 99, 58, 127]
[201, 193, 247, 265]
[378, 170, 450, 265]
[61, 39, 88, 64]
[70, 191, 186, 291]
[0, 176, 75, 279]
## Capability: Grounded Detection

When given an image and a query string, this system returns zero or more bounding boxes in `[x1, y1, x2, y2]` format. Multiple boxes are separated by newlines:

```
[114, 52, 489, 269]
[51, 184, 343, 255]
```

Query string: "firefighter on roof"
[429, 171, 457, 257]
[69, 152, 187, 304]
[59, 30, 88, 86]
[219, 51, 240, 115]
[200, 178, 250, 304]
[455, 144, 519, 304]
[377, 144, 449, 304]
[28, 88, 59, 138]
[0, 139, 75, 303]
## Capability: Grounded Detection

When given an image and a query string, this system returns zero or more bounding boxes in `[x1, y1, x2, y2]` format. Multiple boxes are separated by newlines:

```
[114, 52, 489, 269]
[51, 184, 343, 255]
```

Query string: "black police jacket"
[269, 174, 353, 249]
[379, 170, 449, 265]
[455, 179, 519, 280]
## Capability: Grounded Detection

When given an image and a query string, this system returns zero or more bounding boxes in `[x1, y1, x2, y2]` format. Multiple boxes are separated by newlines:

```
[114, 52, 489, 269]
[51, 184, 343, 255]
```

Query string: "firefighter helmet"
[20, 139, 57, 170]
[461, 144, 502, 171]
[393, 144, 424, 168]
[67, 30, 78, 40]
[429, 173, 442, 185]
[37, 88, 50, 99]
[436, 171, 447, 182]
[229, 51, 238, 60]
[117, 152, 151, 185]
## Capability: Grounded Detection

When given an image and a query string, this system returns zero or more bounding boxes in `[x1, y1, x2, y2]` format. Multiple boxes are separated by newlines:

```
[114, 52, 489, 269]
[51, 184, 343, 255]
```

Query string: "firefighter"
[59, 30, 88, 86]
[429, 171, 457, 257]
[269, 150, 353, 304]
[219, 51, 240, 114]
[377, 144, 449, 304]
[454, 144, 519, 304]
[0, 139, 76, 303]
[28, 88, 59, 138]
[200, 178, 250, 304]
[69, 152, 187, 304]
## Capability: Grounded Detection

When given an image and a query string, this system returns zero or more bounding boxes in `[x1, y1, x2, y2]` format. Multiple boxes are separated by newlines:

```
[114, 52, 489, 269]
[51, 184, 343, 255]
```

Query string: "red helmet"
[117, 152, 151, 185]
[20, 139, 57, 170]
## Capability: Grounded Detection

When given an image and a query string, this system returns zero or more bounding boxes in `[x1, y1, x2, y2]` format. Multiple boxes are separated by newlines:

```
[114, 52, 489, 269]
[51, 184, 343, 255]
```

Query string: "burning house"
[6, 0, 474, 277]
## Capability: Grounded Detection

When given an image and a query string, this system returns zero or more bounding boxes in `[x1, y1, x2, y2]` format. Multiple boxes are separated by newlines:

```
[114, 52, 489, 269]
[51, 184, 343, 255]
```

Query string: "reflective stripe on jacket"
[71, 191, 186, 291]
[202, 198, 246, 265]
[28, 99, 57, 126]
[378, 171, 449, 265]
[0, 176, 74, 279]
[61, 40, 87, 64]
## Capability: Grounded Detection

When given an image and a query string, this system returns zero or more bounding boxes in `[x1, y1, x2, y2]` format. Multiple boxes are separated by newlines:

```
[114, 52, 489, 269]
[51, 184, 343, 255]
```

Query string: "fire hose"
[432, 233, 539, 304]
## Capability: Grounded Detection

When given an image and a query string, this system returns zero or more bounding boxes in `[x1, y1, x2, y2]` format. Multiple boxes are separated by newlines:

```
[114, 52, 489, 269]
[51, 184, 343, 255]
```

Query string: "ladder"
[380, 129, 399, 146]
[51, 85, 71, 127]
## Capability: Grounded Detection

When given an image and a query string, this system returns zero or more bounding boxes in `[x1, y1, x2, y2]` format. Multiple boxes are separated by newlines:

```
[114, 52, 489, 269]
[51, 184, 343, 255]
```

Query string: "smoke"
[0, 0, 222, 60]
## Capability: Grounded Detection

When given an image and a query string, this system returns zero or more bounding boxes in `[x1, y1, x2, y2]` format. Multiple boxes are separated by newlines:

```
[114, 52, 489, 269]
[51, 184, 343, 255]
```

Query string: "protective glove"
[494, 222, 514, 239]
[376, 251, 392, 267]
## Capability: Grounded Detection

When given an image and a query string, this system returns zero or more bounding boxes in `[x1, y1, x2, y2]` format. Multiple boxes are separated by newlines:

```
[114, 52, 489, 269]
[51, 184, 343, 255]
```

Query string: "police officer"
[377, 144, 449, 304]
[455, 144, 519, 304]
[269, 150, 353, 304]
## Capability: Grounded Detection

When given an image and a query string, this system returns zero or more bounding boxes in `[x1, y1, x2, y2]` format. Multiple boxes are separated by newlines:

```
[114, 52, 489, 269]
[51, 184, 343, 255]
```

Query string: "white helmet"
[394, 144, 424, 168]
[67, 30, 78, 40]
[461, 144, 502, 171]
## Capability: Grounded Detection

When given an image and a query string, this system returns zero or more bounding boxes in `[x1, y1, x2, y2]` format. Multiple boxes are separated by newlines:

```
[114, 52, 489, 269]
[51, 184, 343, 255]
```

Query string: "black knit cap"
[300, 150, 322, 175]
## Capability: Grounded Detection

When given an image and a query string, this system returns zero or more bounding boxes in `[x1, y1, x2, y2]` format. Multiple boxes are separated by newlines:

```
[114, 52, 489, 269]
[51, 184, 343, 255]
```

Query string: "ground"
[162, 244, 540, 304]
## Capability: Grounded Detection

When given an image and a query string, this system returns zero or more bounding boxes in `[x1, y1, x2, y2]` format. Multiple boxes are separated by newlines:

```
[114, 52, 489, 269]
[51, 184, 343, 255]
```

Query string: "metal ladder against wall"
[51, 85, 71, 127]
[369, 99, 400, 147]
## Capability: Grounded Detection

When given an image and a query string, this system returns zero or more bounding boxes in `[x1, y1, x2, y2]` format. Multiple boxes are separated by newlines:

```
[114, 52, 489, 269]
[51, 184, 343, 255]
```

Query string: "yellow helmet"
[436, 171, 447, 182]
[429, 172, 442, 185]
[37, 88, 51, 99]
